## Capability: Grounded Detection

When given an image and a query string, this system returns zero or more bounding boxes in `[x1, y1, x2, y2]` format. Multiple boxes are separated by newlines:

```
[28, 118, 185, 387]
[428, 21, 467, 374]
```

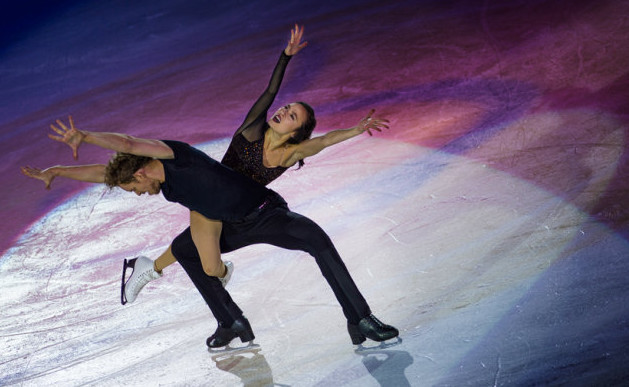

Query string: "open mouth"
[272, 115, 281, 123]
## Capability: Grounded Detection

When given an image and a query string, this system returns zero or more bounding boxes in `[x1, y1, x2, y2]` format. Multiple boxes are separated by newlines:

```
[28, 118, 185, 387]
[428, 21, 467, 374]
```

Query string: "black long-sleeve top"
[221, 52, 292, 186]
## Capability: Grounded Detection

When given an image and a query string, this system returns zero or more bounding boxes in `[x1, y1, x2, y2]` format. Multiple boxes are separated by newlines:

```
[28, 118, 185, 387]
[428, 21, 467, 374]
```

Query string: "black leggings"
[171, 194, 371, 326]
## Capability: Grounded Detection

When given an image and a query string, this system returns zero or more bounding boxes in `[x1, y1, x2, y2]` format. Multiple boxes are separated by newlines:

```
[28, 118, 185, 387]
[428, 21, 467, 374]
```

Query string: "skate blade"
[120, 258, 137, 305]
[354, 337, 403, 353]
[208, 341, 260, 358]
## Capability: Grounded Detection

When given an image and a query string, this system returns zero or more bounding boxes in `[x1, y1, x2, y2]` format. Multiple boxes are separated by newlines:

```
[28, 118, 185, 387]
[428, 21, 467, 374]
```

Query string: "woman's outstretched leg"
[220, 197, 398, 343]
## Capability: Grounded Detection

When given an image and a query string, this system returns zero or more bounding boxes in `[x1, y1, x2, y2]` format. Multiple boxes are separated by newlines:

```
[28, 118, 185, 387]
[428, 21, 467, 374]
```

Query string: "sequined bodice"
[221, 133, 288, 186]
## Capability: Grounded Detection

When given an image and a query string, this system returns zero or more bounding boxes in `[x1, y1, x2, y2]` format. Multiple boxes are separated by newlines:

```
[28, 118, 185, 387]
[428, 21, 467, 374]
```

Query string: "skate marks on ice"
[3, 134, 628, 385]
[311, 338, 413, 387]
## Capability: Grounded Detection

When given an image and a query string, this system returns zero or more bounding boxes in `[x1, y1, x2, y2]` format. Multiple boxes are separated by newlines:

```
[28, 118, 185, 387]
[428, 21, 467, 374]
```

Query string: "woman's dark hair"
[104, 152, 153, 188]
[287, 101, 316, 169]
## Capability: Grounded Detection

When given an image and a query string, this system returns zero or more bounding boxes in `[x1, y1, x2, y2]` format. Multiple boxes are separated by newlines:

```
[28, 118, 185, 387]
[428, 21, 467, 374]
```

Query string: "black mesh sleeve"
[233, 51, 292, 141]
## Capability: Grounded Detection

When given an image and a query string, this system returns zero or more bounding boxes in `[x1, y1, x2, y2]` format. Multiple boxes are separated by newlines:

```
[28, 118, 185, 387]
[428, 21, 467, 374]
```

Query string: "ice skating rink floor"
[2, 0, 629, 385]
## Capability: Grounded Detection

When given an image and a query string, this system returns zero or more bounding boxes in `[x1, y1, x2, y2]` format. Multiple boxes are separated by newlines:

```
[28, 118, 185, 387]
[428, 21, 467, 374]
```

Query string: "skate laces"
[129, 264, 160, 294]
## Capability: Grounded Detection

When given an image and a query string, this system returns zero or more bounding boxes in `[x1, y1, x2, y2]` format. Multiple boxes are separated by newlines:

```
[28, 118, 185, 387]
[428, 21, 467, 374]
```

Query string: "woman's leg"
[229, 205, 397, 343]
[221, 203, 371, 324]
[172, 198, 396, 344]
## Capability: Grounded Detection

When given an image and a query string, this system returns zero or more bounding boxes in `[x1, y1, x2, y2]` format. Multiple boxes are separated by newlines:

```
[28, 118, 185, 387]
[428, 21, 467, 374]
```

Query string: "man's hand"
[21, 166, 56, 190]
[48, 115, 85, 160]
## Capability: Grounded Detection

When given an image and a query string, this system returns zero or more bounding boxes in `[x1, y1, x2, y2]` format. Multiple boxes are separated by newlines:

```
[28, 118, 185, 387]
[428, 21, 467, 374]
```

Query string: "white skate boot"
[220, 261, 234, 287]
[121, 256, 162, 305]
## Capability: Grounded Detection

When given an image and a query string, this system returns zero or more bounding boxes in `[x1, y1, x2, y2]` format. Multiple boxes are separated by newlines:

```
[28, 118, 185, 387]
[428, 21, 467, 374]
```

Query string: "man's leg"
[171, 227, 255, 347]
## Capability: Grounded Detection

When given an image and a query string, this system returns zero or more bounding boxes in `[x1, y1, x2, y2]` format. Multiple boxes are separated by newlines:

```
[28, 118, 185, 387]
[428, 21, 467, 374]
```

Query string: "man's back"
[159, 140, 271, 222]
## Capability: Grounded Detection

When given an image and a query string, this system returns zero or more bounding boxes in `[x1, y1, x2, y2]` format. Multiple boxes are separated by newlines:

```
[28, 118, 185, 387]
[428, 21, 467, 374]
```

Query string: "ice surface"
[1, 0, 629, 385]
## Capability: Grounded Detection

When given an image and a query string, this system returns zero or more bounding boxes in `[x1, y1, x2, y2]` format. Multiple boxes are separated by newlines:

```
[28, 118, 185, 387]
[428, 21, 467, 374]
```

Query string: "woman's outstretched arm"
[233, 24, 308, 139]
[283, 109, 390, 167]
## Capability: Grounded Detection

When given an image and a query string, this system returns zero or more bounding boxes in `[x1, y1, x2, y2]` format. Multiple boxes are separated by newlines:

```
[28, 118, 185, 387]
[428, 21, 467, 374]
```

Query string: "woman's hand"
[48, 115, 85, 160]
[356, 109, 390, 136]
[284, 24, 308, 56]
[21, 166, 56, 190]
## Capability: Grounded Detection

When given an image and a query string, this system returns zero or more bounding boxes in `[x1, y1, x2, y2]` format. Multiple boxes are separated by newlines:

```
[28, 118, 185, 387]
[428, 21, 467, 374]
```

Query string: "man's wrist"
[49, 166, 61, 177]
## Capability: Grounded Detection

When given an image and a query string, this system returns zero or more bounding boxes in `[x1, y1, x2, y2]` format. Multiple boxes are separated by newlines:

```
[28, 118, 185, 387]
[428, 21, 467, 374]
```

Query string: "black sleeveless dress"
[221, 134, 288, 186]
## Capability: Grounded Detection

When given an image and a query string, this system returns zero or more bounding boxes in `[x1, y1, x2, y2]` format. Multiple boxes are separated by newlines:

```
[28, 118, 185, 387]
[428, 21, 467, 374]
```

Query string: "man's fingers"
[56, 119, 68, 131]
[48, 134, 64, 142]
[50, 124, 64, 135]
[21, 166, 39, 178]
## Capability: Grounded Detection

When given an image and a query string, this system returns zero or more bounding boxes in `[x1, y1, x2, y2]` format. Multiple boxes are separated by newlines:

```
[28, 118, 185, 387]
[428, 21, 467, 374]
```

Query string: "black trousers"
[171, 192, 371, 326]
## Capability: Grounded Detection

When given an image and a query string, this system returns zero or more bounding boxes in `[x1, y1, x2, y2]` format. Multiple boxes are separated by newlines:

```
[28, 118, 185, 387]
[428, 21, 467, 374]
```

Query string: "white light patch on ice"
[0, 136, 615, 385]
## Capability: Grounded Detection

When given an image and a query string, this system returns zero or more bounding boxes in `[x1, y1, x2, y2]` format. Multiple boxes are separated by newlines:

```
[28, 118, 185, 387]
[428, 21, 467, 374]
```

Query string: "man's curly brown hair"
[104, 152, 153, 188]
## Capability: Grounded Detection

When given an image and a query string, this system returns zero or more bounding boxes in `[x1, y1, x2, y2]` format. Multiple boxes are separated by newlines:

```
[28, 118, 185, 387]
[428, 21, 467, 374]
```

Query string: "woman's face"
[268, 103, 307, 136]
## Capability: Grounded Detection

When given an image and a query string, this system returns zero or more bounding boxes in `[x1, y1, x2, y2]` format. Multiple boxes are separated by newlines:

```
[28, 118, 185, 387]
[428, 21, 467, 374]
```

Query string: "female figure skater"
[123, 24, 388, 303]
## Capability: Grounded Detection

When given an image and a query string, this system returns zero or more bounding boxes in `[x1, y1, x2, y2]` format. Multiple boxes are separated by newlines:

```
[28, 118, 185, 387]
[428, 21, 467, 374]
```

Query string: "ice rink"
[2, 0, 629, 385]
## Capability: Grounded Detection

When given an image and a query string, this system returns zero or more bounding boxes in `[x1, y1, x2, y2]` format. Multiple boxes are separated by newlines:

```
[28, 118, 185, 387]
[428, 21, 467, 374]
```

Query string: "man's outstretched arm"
[21, 164, 106, 190]
[49, 116, 174, 160]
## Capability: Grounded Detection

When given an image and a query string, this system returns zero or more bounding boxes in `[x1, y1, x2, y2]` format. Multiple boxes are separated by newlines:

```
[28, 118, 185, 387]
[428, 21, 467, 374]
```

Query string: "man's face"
[119, 176, 161, 196]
